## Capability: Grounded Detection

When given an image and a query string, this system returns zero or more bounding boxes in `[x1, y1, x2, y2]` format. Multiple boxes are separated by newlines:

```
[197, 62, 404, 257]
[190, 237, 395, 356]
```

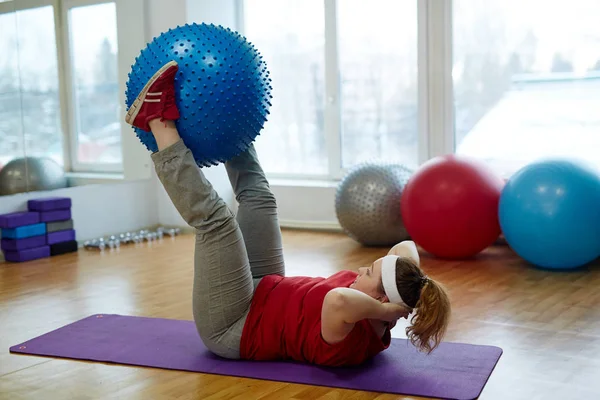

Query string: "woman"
[125, 61, 451, 367]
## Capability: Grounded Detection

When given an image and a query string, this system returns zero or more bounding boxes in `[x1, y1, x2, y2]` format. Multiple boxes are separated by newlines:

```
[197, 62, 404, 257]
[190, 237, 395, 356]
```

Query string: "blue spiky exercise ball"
[125, 23, 272, 167]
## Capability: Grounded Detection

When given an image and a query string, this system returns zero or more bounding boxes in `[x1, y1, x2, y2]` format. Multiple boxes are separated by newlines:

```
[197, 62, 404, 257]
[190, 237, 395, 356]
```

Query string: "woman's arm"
[321, 288, 409, 344]
[387, 240, 420, 265]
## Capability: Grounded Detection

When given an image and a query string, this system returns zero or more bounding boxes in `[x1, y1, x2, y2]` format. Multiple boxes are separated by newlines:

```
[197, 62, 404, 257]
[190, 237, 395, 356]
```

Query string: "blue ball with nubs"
[125, 23, 273, 167]
[499, 159, 600, 270]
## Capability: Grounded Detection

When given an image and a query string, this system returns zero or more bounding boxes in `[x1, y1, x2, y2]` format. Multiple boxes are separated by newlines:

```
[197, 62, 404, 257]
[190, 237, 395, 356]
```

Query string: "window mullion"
[56, 0, 78, 172]
[324, 0, 342, 179]
[234, 0, 245, 32]
[422, 0, 454, 162]
[115, 0, 150, 179]
[417, 0, 430, 165]
[54, 0, 74, 172]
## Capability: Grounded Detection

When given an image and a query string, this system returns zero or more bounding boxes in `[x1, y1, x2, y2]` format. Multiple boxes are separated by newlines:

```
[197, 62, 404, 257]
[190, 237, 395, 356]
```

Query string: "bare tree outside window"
[454, 0, 600, 176]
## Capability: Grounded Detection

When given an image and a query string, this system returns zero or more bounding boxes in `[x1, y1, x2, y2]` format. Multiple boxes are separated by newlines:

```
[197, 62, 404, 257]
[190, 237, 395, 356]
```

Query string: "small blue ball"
[499, 159, 600, 270]
[125, 23, 272, 167]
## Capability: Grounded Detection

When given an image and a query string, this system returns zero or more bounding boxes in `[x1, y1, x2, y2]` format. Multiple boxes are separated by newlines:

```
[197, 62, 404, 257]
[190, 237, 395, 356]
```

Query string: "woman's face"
[350, 257, 387, 301]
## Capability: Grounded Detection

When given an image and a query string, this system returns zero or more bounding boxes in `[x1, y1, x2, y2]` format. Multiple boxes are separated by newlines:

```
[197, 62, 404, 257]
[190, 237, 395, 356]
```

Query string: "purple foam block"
[1, 235, 47, 251]
[47, 229, 76, 245]
[0, 212, 40, 229]
[10, 315, 502, 400]
[39, 209, 71, 223]
[28, 197, 72, 211]
[4, 245, 50, 262]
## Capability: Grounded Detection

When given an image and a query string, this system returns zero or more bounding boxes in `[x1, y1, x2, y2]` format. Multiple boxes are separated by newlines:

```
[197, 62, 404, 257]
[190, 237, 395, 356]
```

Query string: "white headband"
[381, 255, 410, 308]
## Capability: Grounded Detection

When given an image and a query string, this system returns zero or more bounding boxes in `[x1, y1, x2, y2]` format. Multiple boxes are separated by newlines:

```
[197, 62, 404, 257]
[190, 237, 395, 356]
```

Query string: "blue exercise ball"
[499, 159, 600, 270]
[125, 23, 272, 167]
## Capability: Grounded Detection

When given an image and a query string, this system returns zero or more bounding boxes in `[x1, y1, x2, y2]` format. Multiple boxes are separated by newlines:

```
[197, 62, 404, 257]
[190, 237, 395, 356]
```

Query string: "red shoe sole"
[125, 60, 179, 129]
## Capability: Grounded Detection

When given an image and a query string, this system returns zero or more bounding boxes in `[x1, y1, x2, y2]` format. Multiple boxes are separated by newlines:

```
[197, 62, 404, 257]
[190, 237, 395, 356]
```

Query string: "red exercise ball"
[400, 155, 504, 259]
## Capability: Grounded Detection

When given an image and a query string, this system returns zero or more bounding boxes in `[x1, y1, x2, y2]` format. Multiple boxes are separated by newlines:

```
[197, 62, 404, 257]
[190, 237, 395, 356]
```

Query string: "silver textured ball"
[0, 157, 67, 196]
[336, 162, 413, 246]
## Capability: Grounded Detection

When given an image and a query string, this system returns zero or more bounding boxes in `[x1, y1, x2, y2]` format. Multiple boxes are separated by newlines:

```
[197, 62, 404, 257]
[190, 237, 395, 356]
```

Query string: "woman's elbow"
[324, 289, 347, 311]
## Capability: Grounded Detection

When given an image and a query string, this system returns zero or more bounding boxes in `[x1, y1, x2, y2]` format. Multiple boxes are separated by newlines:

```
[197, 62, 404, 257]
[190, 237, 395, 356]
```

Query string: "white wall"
[186, 0, 238, 27]
[117, 0, 154, 182]
[270, 182, 341, 230]
[0, 180, 157, 242]
[145, 0, 186, 38]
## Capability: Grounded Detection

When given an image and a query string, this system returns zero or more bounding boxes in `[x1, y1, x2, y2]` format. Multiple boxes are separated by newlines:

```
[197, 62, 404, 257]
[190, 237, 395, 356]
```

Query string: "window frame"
[0, 0, 131, 174]
[0, 0, 52, 13]
[235, 0, 456, 182]
[0, 0, 65, 167]
[61, 0, 122, 173]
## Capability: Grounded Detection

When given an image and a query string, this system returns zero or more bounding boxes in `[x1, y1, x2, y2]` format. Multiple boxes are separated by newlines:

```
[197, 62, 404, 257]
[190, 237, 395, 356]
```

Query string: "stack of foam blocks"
[0, 197, 77, 263]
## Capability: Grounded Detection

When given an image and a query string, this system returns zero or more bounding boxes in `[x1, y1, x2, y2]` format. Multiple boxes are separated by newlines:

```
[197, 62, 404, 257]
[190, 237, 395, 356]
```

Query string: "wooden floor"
[1, 229, 600, 400]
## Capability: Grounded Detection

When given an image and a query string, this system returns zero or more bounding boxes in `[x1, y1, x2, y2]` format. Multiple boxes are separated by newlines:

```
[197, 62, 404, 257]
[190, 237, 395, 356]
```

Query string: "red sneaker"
[125, 60, 180, 132]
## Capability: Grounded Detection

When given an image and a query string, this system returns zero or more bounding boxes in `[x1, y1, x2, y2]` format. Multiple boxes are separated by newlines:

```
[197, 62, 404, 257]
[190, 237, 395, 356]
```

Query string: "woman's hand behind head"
[381, 302, 411, 322]
[388, 240, 420, 266]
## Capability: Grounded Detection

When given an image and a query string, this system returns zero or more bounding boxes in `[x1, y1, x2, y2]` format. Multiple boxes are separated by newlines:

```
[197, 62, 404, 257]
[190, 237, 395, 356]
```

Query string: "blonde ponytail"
[405, 278, 451, 353]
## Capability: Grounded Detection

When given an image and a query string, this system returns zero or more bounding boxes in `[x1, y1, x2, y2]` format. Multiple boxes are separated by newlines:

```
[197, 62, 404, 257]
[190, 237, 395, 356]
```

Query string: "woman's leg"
[225, 145, 285, 278]
[126, 62, 252, 359]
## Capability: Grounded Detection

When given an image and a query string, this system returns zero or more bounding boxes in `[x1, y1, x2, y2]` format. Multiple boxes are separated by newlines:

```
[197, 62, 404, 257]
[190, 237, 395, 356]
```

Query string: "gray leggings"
[151, 139, 285, 359]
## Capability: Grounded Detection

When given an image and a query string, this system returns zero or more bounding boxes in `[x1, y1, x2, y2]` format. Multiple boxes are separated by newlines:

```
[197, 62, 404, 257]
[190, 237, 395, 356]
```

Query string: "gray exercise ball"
[336, 162, 413, 246]
[0, 157, 67, 196]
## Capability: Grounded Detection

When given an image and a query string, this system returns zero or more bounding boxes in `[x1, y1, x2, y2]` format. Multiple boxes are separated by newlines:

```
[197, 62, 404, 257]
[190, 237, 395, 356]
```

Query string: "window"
[242, 0, 600, 184]
[0, 4, 62, 168]
[338, 0, 418, 169]
[67, 1, 121, 170]
[242, 0, 418, 179]
[0, 0, 124, 176]
[454, 0, 600, 177]
[0, 7, 25, 170]
[242, 0, 327, 176]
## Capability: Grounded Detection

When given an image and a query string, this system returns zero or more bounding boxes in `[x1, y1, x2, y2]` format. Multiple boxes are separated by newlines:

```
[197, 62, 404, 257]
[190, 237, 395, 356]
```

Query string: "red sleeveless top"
[239, 270, 391, 367]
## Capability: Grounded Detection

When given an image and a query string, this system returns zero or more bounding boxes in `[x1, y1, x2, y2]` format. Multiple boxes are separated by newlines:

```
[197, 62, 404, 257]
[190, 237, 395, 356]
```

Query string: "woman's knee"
[239, 187, 277, 209]
[197, 330, 242, 360]
[206, 340, 241, 359]
[191, 201, 237, 236]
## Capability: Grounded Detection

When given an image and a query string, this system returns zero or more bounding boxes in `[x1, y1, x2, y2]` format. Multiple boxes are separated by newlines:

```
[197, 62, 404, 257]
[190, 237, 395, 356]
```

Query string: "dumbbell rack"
[83, 227, 181, 251]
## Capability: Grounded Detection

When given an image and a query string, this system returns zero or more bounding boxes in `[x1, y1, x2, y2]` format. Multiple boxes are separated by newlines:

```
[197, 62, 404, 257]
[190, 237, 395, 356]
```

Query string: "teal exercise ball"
[499, 159, 600, 270]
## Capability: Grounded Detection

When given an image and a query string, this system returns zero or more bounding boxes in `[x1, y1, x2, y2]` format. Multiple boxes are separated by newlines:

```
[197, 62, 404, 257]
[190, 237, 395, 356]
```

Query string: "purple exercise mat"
[10, 315, 502, 400]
